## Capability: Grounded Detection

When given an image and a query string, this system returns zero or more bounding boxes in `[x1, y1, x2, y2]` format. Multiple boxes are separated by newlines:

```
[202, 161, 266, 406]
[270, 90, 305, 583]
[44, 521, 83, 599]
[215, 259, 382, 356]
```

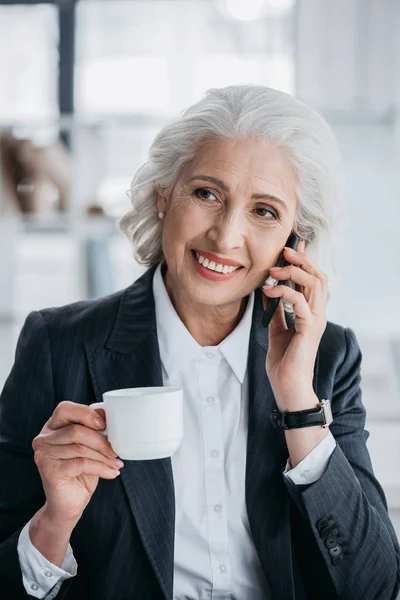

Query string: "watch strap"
[270, 399, 333, 431]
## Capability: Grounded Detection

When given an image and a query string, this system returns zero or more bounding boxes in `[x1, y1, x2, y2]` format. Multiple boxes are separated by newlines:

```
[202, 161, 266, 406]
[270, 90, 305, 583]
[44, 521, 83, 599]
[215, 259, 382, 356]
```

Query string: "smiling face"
[156, 137, 298, 340]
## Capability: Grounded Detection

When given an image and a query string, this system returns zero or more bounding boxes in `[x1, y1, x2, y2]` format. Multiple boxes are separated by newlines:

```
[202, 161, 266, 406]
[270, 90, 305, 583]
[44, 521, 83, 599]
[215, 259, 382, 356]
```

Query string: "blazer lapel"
[85, 264, 174, 600]
[246, 288, 321, 599]
[246, 288, 294, 599]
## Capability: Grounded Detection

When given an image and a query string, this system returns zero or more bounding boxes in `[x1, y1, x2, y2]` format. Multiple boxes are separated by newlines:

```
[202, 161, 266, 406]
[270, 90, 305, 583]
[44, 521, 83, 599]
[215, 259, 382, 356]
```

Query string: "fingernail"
[114, 459, 124, 468]
[262, 285, 273, 290]
[284, 247, 296, 253]
[94, 418, 106, 429]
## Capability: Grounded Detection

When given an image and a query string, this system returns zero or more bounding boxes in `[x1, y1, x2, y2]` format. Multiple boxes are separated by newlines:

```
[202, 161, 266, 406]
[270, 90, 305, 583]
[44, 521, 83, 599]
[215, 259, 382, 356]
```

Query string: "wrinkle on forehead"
[199, 161, 290, 192]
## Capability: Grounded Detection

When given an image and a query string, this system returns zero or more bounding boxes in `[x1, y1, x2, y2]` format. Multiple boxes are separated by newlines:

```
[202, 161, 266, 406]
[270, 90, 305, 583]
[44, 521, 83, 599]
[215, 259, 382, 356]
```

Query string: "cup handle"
[89, 402, 108, 436]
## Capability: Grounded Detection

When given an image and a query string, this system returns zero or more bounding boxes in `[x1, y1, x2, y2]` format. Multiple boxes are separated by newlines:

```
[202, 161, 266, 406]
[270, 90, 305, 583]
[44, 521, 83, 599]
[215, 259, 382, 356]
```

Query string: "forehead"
[186, 138, 296, 185]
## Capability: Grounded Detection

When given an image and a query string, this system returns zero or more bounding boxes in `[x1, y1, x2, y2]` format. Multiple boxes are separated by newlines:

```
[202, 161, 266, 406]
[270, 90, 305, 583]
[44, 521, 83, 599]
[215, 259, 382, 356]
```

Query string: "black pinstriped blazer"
[0, 263, 399, 600]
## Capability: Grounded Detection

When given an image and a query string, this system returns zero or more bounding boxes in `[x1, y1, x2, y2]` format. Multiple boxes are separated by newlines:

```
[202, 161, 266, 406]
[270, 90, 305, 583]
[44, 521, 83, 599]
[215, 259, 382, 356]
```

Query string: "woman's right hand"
[32, 401, 124, 527]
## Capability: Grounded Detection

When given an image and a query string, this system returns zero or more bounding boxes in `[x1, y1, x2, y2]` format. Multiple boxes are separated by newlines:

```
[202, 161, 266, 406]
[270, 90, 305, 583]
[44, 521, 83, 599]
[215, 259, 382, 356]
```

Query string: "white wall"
[296, 0, 395, 117]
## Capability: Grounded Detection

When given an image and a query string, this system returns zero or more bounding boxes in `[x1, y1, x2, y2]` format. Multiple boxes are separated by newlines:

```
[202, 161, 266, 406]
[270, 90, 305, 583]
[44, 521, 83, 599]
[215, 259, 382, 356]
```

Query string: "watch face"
[270, 410, 284, 430]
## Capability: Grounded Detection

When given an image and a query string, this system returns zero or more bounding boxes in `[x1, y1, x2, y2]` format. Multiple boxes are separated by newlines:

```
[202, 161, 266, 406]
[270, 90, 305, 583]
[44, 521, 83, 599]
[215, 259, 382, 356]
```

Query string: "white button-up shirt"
[18, 260, 336, 599]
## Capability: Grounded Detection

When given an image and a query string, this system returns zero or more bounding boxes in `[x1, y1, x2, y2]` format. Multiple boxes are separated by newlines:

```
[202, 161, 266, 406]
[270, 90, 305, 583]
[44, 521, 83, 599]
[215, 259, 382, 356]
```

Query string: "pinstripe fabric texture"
[0, 263, 399, 600]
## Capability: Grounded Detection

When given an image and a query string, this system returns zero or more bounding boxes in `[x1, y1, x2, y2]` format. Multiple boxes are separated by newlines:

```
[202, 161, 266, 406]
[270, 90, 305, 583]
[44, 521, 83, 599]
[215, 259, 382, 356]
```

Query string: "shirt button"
[31, 583, 39, 591]
[210, 450, 219, 458]
[217, 564, 226, 573]
[205, 352, 215, 359]
[206, 396, 215, 404]
[44, 570, 53, 577]
[214, 504, 222, 512]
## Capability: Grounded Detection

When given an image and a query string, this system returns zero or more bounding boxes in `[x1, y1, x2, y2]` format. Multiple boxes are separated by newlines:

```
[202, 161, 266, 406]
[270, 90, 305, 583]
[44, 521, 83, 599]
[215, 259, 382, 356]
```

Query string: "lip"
[191, 250, 244, 281]
[192, 249, 244, 267]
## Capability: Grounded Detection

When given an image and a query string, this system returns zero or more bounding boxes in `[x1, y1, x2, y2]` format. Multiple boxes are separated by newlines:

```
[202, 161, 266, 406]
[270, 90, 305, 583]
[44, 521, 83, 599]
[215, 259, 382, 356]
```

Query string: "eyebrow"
[188, 175, 288, 211]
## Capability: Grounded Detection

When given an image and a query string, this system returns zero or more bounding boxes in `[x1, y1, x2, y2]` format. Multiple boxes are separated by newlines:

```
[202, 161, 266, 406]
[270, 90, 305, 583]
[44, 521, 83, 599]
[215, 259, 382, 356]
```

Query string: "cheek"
[174, 198, 209, 228]
[249, 238, 285, 269]
[163, 204, 201, 245]
[170, 193, 198, 219]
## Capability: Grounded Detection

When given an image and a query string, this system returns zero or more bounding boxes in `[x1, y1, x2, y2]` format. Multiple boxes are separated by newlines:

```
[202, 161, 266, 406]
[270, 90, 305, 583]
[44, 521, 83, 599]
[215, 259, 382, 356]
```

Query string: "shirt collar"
[153, 260, 254, 383]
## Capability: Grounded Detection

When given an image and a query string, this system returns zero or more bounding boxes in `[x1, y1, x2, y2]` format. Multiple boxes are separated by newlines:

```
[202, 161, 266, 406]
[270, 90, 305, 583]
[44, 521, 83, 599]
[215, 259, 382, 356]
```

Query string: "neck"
[161, 260, 248, 346]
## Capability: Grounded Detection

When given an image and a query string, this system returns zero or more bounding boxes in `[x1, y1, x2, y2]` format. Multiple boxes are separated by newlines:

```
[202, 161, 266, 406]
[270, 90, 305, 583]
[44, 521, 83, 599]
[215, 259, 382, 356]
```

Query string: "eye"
[193, 188, 279, 221]
[193, 187, 217, 201]
[255, 207, 279, 220]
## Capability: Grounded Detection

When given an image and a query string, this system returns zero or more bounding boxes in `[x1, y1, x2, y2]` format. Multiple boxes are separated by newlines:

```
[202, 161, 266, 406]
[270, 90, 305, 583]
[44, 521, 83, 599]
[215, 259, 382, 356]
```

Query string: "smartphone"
[261, 232, 300, 328]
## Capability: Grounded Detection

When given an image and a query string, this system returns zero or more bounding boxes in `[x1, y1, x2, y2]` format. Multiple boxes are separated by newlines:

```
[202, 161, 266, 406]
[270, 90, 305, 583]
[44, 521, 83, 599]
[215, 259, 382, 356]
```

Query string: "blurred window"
[75, 0, 295, 117]
[75, 0, 296, 215]
[0, 4, 59, 125]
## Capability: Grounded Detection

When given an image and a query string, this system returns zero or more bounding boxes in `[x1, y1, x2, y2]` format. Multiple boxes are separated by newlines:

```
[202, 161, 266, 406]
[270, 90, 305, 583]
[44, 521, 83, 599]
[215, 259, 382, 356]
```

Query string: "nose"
[206, 211, 245, 253]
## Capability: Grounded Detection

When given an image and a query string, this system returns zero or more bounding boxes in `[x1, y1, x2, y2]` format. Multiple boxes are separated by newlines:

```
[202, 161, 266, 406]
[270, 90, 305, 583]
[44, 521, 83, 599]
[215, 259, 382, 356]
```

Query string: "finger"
[268, 297, 288, 332]
[269, 265, 317, 290]
[268, 265, 327, 310]
[262, 285, 311, 321]
[37, 442, 124, 470]
[47, 401, 106, 432]
[38, 424, 118, 459]
[48, 457, 121, 480]
[283, 247, 327, 286]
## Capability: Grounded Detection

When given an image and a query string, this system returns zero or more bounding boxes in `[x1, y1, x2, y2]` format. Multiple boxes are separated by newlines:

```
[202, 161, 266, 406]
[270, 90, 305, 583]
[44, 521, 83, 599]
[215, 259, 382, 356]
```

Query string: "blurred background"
[0, 0, 399, 543]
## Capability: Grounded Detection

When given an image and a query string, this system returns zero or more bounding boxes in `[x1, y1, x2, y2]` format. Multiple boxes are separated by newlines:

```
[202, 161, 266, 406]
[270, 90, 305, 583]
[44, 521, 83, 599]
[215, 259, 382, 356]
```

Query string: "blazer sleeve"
[283, 327, 400, 600]
[0, 311, 75, 600]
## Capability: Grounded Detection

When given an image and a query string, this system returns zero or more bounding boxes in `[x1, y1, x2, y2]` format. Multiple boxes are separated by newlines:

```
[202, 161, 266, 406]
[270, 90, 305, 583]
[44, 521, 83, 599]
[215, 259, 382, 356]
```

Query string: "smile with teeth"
[194, 251, 242, 274]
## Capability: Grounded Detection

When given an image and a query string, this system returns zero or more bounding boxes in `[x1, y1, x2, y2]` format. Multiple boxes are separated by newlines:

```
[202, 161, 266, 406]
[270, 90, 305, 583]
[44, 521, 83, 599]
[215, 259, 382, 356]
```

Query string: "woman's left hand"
[261, 240, 328, 409]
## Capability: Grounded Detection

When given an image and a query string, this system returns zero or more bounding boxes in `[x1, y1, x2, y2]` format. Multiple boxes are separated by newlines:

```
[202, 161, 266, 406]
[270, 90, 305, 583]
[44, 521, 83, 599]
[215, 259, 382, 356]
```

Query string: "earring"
[158, 212, 165, 220]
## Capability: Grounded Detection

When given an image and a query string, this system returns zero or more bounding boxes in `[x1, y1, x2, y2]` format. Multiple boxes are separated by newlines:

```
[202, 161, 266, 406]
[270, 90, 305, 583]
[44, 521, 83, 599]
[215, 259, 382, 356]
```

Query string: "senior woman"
[1, 85, 399, 600]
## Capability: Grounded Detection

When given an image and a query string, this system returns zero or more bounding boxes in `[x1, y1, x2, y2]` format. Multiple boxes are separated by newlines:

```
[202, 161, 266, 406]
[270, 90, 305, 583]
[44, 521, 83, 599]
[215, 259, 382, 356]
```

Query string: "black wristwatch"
[270, 399, 333, 431]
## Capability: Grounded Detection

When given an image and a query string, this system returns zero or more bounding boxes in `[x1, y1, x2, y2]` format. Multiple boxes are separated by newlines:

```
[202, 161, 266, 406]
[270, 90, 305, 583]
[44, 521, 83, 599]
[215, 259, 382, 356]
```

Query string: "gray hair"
[119, 84, 343, 286]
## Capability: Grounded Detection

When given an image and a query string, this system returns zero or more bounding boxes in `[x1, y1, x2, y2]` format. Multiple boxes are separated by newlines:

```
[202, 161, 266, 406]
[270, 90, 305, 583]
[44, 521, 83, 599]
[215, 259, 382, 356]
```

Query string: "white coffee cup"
[89, 387, 183, 460]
